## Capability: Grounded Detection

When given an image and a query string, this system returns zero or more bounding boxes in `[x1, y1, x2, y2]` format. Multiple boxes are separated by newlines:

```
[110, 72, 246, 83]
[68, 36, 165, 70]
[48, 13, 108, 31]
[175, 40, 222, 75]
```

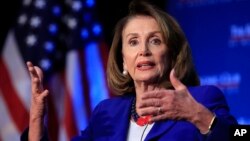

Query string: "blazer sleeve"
[199, 86, 238, 141]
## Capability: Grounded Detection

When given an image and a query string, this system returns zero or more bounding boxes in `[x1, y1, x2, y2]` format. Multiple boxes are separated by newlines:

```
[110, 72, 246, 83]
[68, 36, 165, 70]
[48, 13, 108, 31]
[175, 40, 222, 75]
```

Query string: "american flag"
[0, 0, 110, 140]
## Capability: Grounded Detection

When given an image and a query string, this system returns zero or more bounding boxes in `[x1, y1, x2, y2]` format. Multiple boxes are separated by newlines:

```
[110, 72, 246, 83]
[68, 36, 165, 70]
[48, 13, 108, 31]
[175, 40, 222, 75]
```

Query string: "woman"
[22, 1, 237, 141]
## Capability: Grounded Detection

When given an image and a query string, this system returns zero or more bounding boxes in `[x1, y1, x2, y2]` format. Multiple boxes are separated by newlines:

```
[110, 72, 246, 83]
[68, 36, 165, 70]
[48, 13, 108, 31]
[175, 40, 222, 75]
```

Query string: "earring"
[123, 70, 128, 75]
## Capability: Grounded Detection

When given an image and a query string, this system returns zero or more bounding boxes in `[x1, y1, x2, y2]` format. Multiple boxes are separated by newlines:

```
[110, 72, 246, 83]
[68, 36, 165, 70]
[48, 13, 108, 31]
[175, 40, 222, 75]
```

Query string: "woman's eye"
[150, 38, 161, 45]
[129, 40, 138, 46]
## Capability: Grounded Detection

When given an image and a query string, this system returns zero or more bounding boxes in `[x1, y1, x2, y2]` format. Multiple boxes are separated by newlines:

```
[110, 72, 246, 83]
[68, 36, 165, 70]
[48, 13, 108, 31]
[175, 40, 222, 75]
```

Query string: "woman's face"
[122, 15, 169, 84]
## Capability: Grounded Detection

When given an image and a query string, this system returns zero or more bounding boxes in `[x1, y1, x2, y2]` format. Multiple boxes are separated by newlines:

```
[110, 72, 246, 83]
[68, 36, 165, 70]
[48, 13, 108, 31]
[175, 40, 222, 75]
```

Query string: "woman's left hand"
[137, 69, 212, 126]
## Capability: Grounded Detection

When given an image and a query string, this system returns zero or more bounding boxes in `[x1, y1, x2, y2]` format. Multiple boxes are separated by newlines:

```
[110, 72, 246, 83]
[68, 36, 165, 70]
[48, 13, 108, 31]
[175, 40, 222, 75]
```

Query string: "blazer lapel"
[109, 95, 134, 141]
[145, 120, 177, 141]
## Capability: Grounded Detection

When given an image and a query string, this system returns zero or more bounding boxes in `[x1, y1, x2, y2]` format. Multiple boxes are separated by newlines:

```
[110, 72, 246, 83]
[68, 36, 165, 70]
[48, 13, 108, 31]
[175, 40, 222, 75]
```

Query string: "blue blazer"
[72, 85, 237, 141]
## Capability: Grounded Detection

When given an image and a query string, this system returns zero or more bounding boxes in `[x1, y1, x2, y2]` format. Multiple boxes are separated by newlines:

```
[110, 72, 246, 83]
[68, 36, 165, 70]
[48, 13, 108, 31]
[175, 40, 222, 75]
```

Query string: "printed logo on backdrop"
[200, 72, 241, 95]
[175, 0, 247, 8]
[229, 23, 250, 48]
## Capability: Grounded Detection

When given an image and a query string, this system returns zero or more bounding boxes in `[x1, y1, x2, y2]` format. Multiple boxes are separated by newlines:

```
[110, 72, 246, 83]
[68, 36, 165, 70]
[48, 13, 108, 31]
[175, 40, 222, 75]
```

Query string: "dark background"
[0, 0, 22, 51]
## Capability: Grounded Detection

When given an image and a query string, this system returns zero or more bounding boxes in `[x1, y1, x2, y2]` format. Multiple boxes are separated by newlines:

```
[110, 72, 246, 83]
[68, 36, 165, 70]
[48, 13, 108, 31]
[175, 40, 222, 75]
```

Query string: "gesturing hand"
[137, 69, 202, 123]
[27, 61, 49, 120]
[27, 61, 49, 141]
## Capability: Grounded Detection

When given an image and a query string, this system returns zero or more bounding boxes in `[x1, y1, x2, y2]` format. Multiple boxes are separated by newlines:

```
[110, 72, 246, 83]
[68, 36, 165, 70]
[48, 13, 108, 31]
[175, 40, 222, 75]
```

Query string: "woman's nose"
[139, 44, 151, 56]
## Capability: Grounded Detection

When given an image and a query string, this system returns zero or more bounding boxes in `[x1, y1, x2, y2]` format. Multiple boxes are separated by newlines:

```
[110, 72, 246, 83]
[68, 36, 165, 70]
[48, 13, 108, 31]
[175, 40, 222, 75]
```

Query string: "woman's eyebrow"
[125, 33, 139, 39]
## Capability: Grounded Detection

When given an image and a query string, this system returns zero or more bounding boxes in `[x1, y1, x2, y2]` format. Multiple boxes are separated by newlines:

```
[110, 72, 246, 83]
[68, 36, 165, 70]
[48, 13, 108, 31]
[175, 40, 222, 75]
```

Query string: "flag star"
[81, 28, 89, 39]
[52, 5, 61, 16]
[34, 0, 46, 9]
[26, 34, 37, 46]
[23, 0, 32, 6]
[30, 16, 41, 28]
[67, 17, 78, 29]
[40, 59, 51, 71]
[18, 14, 28, 25]
[92, 23, 102, 36]
[72, 0, 82, 11]
[44, 41, 55, 52]
[48, 23, 58, 34]
[86, 0, 95, 7]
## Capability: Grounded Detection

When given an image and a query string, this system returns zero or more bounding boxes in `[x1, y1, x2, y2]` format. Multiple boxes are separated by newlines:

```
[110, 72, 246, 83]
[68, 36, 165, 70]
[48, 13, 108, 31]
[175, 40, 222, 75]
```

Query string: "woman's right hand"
[26, 61, 49, 141]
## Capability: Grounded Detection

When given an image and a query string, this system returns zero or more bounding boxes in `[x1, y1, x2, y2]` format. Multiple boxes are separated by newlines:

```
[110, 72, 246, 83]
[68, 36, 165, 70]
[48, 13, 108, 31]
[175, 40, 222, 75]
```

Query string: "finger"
[27, 62, 39, 79]
[150, 114, 167, 122]
[27, 62, 43, 82]
[138, 98, 161, 108]
[27, 62, 43, 92]
[141, 84, 153, 92]
[39, 89, 49, 100]
[141, 90, 163, 99]
[142, 89, 174, 100]
[27, 62, 39, 87]
[138, 107, 159, 116]
[34, 66, 43, 82]
[35, 89, 49, 101]
[170, 69, 186, 90]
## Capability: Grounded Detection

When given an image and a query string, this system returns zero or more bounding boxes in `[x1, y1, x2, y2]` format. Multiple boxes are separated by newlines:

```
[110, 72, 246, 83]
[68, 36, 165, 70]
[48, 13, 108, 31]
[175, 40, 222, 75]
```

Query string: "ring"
[157, 107, 162, 115]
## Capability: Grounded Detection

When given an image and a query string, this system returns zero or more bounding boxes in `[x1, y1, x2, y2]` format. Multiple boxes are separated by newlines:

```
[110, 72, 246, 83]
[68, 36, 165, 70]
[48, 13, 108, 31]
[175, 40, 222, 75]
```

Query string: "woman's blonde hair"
[107, 0, 200, 95]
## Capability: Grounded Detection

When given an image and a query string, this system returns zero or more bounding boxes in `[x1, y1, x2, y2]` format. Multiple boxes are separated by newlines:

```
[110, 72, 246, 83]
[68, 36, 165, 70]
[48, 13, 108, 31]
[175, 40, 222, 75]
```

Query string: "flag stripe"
[99, 41, 109, 73]
[62, 72, 78, 139]
[99, 41, 112, 97]
[66, 51, 88, 131]
[2, 31, 31, 110]
[0, 92, 20, 141]
[0, 59, 29, 132]
[85, 42, 109, 109]
[78, 49, 92, 119]
[46, 88, 59, 141]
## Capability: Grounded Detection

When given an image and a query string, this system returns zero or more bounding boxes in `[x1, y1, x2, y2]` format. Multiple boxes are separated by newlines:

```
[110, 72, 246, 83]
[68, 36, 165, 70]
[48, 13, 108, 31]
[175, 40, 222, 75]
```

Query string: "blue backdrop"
[166, 0, 250, 124]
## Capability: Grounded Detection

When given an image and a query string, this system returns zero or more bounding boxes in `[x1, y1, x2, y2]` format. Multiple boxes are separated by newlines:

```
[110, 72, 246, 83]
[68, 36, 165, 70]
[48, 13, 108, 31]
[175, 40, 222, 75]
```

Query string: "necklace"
[131, 98, 151, 126]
